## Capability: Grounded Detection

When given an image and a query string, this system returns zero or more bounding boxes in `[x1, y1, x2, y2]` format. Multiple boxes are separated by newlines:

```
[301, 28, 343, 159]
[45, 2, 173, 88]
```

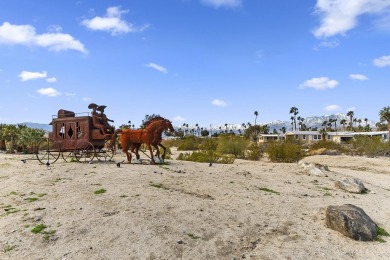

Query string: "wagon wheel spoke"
[62, 151, 75, 162]
[74, 141, 95, 163]
[36, 139, 61, 165]
[96, 140, 115, 162]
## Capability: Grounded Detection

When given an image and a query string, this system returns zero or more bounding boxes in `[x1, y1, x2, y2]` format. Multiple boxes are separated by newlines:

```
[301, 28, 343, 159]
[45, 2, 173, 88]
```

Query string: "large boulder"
[335, 178, 367, 194]
[297, 161, 328, 177]
[325, 204, 377, 241]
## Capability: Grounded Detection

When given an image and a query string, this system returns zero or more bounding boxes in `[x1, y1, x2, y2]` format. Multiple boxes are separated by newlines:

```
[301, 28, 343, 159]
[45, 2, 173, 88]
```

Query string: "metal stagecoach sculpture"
[35, 103, 116, 164]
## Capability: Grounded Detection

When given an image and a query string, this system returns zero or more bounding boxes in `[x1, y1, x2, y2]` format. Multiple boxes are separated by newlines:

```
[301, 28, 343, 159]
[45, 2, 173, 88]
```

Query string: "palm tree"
[318, 128, 328, 141]
[254, 111, 259, 125]
[0, 124, 6, 151]
[18, 127, 45, 153]
[340, 119, 347, 131]
[364, 118, 368, 126]
[290, 116, 294, 131]
[347, 110, 354, 130]
[289, 107, 299, 131]
[379, 106, 390, 134]
[3, 124, 18, 153]
[224, 123, 228, 133]
[297, 116, 301, 131]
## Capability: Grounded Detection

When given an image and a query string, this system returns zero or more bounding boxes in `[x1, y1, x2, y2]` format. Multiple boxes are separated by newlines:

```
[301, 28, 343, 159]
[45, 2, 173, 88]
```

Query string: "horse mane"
[142, 116, 167, 128]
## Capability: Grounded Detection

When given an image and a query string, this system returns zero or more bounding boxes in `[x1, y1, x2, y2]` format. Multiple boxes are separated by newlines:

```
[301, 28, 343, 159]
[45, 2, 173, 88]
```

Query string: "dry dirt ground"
[1, 149, 390, 260]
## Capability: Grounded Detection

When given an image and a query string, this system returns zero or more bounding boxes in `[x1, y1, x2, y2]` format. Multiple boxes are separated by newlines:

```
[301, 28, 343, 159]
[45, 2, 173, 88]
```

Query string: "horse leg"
[147, 144, 156, 164]
[158, 143, 167, 162]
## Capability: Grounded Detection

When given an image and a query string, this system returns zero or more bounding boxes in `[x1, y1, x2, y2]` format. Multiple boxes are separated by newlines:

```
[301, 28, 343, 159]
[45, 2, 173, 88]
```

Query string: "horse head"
[164, 120, 175, 133]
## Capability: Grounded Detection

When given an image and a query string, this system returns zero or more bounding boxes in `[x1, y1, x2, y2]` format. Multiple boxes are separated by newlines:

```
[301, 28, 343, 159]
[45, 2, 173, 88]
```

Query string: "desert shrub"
[351, 135, 390, 157]
[176, 151, 234, 164]
[266, 141, 305, 163]
[176, 136, 203, 151]
[246, 142, 264, 161]
[199, 138, 218, 153]
[216, 135, 248, 158]
[309, 140, 348, 154]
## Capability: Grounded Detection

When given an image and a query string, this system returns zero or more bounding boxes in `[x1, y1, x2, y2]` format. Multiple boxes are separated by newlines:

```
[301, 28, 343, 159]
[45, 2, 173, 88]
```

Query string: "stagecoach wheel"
[96, 140, 115, 162]
[74, 141, 95, 163]
[61, 151, 75, 162]
[36, 139, 61, 165]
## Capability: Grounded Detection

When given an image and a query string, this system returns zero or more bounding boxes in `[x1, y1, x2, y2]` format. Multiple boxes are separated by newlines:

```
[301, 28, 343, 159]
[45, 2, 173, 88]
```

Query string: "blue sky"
[1, 0, 390, 128]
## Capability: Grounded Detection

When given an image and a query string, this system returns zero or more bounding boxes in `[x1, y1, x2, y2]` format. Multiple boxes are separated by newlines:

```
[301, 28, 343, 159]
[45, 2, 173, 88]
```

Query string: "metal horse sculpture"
[111, 117, 174, 164]
[131, 118, 174, 162]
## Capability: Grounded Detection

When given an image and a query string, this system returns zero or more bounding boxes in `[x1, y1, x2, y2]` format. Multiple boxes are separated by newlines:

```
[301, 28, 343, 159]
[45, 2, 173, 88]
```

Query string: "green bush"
[309, 140, 348, 154]
[352, 135, 390, 157]
[176, 151, 234, 164]
[266, 141, 305, 163]
[246, 142, 264, 161]
[176, 136, 203, 151]
[216, 135, 248, 158]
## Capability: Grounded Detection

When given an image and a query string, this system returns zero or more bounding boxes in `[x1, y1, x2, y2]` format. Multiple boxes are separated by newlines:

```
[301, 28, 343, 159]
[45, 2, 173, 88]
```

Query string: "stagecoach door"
[56, 122, 77, 149]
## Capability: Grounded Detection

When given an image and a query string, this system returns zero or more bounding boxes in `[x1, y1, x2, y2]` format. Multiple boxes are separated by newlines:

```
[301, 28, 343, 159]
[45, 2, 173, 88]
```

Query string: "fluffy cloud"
[46, 77, 57, 83]
[18, 71, 47, 81]
[200, 0, 242, 8]
[173, 116, 185, 122]
[211, 99, 229, 107]
[145, 63, 168, 74]
[82, 6, 149, 36]
[0, 22, 86, 53]
[299, 77, 339, 90]
[373, 55, 390, 67]
[37, 87, 61, 97]
[313, 0, 390, 38]
[324, 104, 341, 111]
[349, 74, 368, 80]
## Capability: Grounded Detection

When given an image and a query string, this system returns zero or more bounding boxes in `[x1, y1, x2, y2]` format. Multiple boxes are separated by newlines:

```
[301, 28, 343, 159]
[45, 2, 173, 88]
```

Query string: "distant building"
[258, 131, 389, 144]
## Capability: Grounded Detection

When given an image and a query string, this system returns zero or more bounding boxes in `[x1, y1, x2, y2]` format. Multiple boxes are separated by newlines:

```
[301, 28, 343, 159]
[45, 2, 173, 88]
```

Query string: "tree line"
[0, 124, 46, 153]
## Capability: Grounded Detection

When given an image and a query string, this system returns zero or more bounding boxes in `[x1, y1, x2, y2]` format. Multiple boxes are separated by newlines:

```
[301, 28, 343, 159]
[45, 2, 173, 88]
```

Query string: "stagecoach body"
[36, 109, 115, 164]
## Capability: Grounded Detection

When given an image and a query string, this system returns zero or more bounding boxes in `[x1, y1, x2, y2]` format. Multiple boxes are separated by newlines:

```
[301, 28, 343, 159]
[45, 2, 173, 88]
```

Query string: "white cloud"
[373, 55, 390, 67]
[18, 70, 47, 81]
[349, 74, 368, 80]
[211, 99, 229, 107]
[37, 87, 61, 97]
[81, 6, 149, 36]
[200, 0, 242, 8]
[173, 116, 185, 122]
[0, 22, 86, 53]
[83, 97, 91, 102]
[313, 0, 390, 38]
[46, 77, 57, 83]
[314, 39, 340, 50]
[299, 77, 339, 90]
[65, 92, 76, 96]
[347, 107, 356, 112]
[145, 63, 168, 74]
[324, 104, 341, 111]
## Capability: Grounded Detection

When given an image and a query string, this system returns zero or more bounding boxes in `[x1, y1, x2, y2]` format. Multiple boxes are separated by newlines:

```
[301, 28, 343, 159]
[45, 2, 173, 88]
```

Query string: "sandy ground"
[1, 149, 390, 260]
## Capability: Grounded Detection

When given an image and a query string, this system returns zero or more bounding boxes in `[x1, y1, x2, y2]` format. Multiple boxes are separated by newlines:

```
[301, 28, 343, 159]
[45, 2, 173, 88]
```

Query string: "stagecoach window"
[68, 125, 74, 138]
[76, 122, 81, 139]
[59, 123, 65, 139]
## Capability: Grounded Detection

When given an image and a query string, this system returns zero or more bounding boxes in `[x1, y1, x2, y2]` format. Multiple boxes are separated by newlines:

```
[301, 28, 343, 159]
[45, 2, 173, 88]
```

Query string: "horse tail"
[111, 129, 123, 142]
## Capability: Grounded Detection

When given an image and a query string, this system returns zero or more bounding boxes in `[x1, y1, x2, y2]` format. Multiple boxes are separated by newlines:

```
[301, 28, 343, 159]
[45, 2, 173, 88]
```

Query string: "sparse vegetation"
[3, 244, 16, 253]
[266, 141, 305, 163]
[31, 224, 47, 234]
[246, 142, 264, 161]
[187, 233, 200, 239]
[94, 189, 106, 195]
[258, 187, 280, 195]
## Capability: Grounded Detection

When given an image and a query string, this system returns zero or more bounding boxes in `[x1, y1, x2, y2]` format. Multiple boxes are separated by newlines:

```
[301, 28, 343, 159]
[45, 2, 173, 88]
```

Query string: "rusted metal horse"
[111, 117, 174, 164]
[131, 118, 175, 162]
